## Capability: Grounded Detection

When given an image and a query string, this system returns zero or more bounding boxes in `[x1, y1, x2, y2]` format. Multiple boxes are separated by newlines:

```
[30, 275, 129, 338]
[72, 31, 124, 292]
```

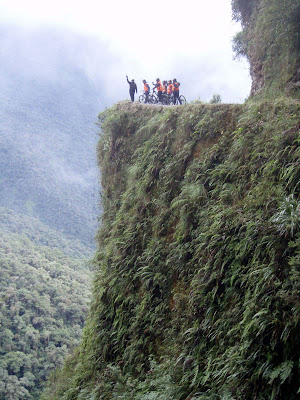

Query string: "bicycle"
[139, 87, 186, 106]
[151, 85, 170, 105]
[168, 93, 187, 105]
[139, 88, 157, 104]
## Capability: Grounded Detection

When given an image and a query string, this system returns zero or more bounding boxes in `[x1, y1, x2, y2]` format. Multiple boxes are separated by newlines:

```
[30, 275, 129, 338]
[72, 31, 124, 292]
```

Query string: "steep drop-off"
[42, 1, 300, 397]
[0, 208, 92, 400]
[44, 99, 300, 400]
[0, 27, 101, 245]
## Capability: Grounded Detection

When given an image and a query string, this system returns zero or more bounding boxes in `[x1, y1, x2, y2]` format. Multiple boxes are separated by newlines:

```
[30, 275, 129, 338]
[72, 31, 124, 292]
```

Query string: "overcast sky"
[0, 0, 251, 104]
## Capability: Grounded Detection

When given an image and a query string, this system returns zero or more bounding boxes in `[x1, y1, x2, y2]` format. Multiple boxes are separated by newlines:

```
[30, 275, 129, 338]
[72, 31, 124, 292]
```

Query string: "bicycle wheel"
[149, 94, 158, 104]
[139, 94, 146, 103]
[169, 95, 175, 105]
[173, 96, 180, 105]
[179, 95, 186, 105]
[161, 94, 169, 105]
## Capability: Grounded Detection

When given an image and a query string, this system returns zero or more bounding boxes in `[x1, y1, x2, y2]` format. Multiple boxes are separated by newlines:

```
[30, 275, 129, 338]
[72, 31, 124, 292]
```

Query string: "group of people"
[126, 76, 181, 104]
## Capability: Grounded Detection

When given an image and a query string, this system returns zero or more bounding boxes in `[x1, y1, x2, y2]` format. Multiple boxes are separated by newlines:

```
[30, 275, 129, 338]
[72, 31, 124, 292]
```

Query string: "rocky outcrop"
[233, 0, 300, 97]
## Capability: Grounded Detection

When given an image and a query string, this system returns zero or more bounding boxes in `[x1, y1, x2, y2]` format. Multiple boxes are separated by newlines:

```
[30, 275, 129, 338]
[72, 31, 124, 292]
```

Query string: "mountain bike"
[145, 86, 169, 105]
[150, 84, 171, 105]
[168, 93, 187, 105]
[139, 88, 186, 105]
[139, 89, 157, 104]
[151, 87, 171, 105]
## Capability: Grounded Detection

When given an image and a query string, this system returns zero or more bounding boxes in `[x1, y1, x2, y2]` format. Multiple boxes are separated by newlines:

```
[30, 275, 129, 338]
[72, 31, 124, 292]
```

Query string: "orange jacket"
[163, 83, 168, 93]
[156, 81, 163, 92]
[144, 82, 150, 92]
[173, 82, 180, 91]
[167, 83, 174, 94]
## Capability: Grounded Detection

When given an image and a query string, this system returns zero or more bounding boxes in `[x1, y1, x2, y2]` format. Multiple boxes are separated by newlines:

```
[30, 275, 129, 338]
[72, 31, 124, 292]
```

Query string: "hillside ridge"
[43, 98, 300, 399]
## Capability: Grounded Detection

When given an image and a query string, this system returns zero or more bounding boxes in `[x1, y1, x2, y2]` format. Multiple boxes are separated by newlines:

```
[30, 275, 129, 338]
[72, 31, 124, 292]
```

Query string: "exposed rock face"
[233, 0, 300, 97]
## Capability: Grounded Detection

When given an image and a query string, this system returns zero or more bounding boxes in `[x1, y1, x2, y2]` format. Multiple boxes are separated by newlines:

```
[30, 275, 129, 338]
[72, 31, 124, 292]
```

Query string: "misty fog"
[0, 22, 251, 242]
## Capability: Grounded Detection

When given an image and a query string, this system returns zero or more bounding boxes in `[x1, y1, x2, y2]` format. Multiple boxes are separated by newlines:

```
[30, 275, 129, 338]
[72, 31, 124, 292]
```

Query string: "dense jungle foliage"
[43, 98, 300, 400]
[0, 208, 92, 258]
[0, 208, 92, 399]
[232, 0, 300, 97]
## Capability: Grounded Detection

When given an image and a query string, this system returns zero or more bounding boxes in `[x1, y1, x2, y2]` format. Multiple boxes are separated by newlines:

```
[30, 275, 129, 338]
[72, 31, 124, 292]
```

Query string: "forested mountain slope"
[0, 26, 107, 399]
[0, 208, 92, 399]
[0, 207, 92, 258]
[0, 25, 113, 400]
[0, 26, 102, 244]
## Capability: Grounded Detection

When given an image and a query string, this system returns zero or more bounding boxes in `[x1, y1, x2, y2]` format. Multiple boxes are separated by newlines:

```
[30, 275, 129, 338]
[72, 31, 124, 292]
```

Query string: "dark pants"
[162, 92, 168, 104]
[130, 90, 135, 102]
[174, 91, 181, 104]
[157, 91, 163, 102]
[145, 91, 149, 103]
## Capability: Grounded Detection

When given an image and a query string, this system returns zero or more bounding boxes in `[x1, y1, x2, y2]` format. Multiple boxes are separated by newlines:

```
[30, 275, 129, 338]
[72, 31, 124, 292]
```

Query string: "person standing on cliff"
[154, 78, 163, 103]
[162, 80, 168, 94]
[143, 79, 150, 103]
[126, 76, 138, 102]
[173, 78, 181, 104]
[167, 80, 174, 97]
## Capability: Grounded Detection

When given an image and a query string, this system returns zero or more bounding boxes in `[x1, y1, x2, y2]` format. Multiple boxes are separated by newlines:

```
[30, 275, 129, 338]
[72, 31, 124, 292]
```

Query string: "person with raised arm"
[126, 75, 138, 102]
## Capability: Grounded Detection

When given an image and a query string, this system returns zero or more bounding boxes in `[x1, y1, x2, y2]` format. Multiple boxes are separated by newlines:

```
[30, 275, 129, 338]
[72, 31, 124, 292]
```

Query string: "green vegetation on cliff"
[42, 2, 300, 398]
[232, 0, 300, 97]
[44, 99, 300, 399]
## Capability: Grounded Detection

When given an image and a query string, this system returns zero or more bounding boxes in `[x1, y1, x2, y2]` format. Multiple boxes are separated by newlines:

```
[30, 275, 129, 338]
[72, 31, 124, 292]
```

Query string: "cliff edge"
[44, 100, 300, 400]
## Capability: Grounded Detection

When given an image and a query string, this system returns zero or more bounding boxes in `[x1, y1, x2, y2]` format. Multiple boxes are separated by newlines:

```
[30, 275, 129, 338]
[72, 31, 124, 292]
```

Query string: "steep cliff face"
[232, 0, 300, 97]
[42, 2, 300, 399]
[44, 100, 300, 400]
